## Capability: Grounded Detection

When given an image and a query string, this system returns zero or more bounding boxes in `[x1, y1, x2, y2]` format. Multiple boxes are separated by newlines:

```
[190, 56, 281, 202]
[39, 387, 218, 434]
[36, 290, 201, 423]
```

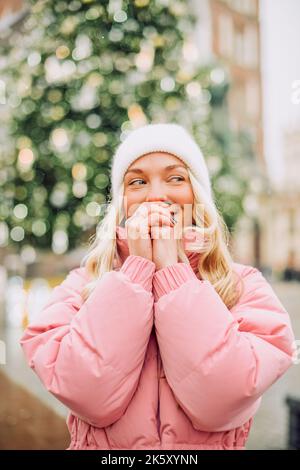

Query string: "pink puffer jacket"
[20, 225, 295, 450]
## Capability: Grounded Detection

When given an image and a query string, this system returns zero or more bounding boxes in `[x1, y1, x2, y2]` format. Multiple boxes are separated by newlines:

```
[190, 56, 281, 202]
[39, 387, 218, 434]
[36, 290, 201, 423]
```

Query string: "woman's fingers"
[149, 212, 175, 227]
[126, 203, 173, 235]
[128, 202, 178, 232]
[147, 203, 176, 224]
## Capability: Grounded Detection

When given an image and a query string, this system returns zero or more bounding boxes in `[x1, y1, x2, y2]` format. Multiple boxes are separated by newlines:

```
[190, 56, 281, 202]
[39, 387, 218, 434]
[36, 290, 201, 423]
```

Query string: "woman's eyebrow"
[125, 164, 187, 175]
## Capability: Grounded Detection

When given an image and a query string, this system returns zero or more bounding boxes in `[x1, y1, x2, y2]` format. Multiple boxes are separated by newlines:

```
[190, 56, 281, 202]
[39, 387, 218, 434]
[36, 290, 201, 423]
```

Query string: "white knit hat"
[110, 123, 213, 201]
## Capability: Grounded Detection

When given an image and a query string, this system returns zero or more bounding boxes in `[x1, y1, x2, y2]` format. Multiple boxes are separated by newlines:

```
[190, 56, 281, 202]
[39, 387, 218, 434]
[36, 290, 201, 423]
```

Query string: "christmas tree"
[0, 0, 253, 255]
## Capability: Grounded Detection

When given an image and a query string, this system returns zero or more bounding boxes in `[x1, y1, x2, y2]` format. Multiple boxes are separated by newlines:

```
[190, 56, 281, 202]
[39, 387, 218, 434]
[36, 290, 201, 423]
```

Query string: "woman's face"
[123, 152, 195, 226]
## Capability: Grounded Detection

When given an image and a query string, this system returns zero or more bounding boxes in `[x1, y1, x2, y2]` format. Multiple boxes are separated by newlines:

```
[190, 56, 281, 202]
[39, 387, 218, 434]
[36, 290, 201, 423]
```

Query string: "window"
[218, 13, 234, 58]
[234, 28, 244, 64]
[244, 26, 258, 67]
[245, 80, 260, 119]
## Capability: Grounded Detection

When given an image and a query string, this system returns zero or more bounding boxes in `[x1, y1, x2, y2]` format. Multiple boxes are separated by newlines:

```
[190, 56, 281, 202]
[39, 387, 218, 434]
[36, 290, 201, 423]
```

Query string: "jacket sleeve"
[19, 255, 156, 428]
[152, 263, 295, 432]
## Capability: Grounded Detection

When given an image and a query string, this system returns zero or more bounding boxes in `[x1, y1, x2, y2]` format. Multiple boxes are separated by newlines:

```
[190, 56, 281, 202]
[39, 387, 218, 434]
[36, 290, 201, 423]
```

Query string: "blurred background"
[0, 0, 299, 450]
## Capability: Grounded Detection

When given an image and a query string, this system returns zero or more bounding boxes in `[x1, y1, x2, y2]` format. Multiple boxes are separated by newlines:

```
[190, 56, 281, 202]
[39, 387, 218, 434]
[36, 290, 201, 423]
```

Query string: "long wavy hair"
[80, 166, 244, 310]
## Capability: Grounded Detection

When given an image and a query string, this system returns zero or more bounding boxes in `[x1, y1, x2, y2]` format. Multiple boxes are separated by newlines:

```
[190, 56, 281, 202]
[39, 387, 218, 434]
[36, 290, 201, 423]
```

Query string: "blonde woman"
[20, 123, 295, 450]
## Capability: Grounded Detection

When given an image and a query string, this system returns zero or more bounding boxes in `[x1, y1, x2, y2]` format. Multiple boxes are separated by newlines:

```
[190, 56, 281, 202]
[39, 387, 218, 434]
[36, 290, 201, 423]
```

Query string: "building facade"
[191, 0, 269, 269]
[191, 0, 265, 172]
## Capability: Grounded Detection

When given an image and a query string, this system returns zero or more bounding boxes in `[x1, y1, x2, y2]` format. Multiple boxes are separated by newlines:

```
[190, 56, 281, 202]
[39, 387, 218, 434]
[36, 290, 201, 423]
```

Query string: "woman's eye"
[128, 176, 184, 185]
[129, 179, 145, 185]
[169, 176, 184, 182]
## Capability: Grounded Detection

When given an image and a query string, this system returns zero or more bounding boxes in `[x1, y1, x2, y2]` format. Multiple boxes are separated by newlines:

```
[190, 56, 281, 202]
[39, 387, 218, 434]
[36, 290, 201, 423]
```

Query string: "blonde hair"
[80, 167, 244, 310]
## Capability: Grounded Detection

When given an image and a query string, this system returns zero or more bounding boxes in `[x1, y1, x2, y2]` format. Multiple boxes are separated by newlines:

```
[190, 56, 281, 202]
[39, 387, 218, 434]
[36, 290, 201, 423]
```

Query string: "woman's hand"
[150, 202, 182, 271]
[125, 202, 175, 262]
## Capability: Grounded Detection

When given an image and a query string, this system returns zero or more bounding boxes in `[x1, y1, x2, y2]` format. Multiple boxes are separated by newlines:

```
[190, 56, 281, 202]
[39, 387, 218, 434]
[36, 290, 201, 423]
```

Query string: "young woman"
[20, 123, 296, 450]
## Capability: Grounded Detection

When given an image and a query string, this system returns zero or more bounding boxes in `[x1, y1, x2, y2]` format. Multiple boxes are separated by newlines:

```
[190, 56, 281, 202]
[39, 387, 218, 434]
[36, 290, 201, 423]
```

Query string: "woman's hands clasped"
[124, 202, 182, 270]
